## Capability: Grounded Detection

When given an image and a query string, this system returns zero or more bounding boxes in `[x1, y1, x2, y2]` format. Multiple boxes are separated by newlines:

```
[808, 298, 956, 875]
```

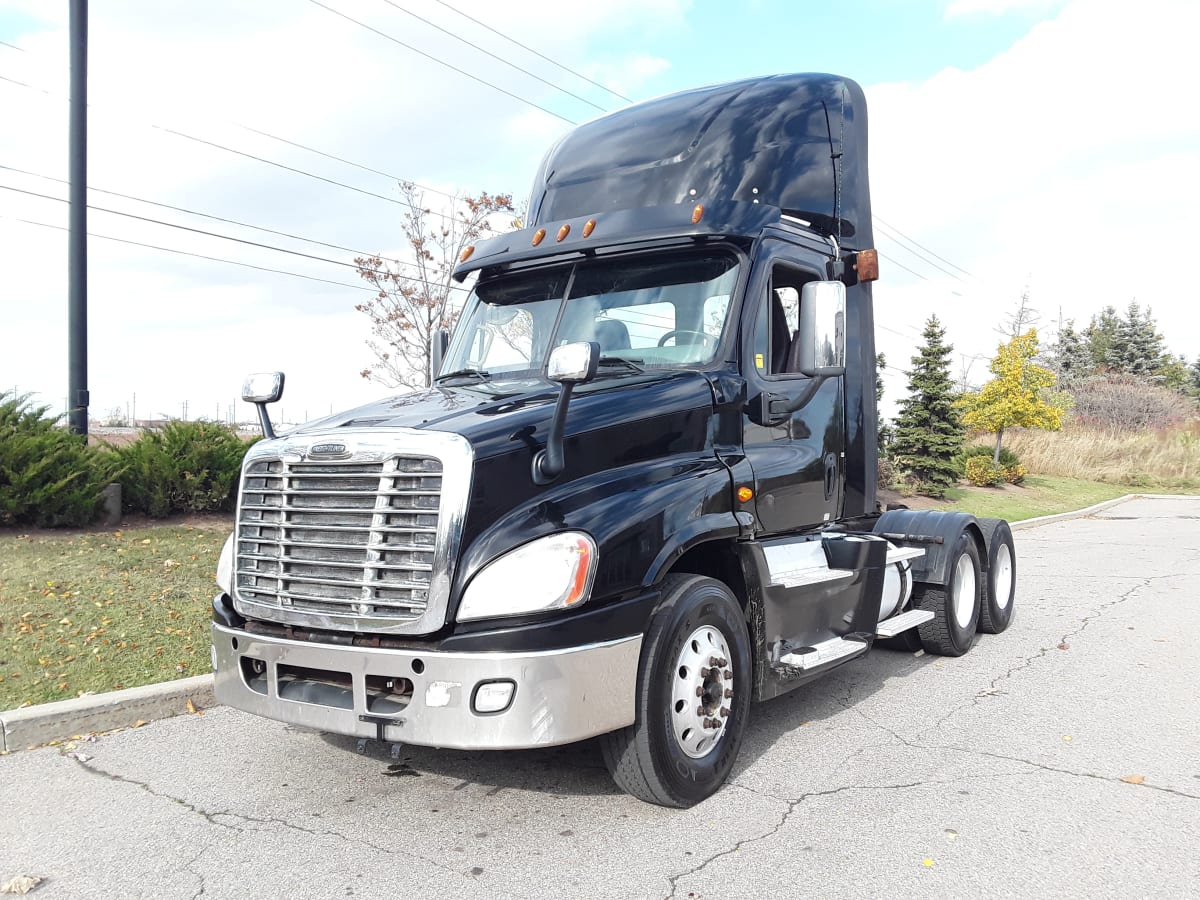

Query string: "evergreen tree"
[1189, 356, 1200, 398]
[1084, 305, 1121, 370]
[1106, 301, 1166, 376]
[891, 315, 964, 498]
[1045, 319, 1093, 382]
[876, 352, 893, 452]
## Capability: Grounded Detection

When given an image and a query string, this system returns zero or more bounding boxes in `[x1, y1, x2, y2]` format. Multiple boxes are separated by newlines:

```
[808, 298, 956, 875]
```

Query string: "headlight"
[457, 532, 597, 622]
[216, 533, 235, 595]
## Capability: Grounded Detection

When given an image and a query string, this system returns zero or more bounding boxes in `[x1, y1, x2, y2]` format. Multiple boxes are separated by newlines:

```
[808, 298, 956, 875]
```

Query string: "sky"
[1, 0, 1197, 426]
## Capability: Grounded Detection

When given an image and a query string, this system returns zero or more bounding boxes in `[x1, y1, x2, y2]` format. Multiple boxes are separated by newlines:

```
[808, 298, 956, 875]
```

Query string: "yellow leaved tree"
[958, 329, 1070, 463]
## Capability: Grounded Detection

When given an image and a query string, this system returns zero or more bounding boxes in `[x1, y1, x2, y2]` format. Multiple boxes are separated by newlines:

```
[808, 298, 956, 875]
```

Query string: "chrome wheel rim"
[953, 552, 977, 629]
[993, 544, 1014, 610]
[670, 625, 733, 759]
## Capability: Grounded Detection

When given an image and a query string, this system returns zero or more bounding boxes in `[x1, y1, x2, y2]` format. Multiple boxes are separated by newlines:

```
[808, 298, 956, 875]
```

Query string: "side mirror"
[547, 341, 600, 384]
[533, 342, 599, 484]
[242, 371, 285, 439]
[796, 282, 846, 376]
[431, 328, 449, 384]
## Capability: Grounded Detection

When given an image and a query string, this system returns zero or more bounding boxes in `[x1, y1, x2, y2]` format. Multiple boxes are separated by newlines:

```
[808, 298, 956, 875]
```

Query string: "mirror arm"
[532, 382, 575, 484]
[254, 403, 276, 440]
[766, 375, 827, 423]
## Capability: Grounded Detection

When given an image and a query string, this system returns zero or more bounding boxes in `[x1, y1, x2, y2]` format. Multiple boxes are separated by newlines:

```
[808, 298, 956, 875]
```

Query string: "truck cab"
[211, 73, 1018, 807]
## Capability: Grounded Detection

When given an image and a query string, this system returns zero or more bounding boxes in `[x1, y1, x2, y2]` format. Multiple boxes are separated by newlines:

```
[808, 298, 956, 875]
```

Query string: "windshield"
[440, 249, 740, 381]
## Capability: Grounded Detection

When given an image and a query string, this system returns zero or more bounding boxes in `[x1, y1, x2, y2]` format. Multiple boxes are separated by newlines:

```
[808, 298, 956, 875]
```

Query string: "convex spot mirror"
[547, 341, 600, 384]
[797, 282, 846, 376]
[242, 372, 285, 404]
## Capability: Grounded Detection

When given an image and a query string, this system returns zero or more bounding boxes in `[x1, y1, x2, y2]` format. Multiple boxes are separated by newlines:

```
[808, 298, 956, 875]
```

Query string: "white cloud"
[867, 0, 1200, 420]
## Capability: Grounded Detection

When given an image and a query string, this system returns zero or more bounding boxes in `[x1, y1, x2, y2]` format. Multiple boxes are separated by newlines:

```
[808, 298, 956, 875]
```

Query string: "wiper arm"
[595, 356, 644, 373]
[435, 368, 490, 382]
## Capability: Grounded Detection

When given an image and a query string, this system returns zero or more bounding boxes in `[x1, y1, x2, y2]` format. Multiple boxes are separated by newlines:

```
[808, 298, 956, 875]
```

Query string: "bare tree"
[996, 284, 1041, 338]
[354, 181, 516, 389]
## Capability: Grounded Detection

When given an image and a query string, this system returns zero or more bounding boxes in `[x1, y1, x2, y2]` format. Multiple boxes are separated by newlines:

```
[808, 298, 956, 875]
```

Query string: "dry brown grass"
[987, 421, 1200, 488]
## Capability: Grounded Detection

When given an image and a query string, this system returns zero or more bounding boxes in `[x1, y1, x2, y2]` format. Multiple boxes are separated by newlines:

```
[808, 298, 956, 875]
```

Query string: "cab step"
[875, 608, 934, 638]
[779, 636, 868, 671]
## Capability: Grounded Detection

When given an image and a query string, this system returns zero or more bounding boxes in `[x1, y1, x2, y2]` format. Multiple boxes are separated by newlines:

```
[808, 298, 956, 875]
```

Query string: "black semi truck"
[211, 73, 1017, 807]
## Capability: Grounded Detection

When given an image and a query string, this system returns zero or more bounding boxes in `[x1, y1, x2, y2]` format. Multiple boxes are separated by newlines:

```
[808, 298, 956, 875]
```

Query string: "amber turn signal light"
[856, 248, 879, 282]
[459, 245, 474, 263]
[532, 228, 547, 246]
[737, 486, 754, 502]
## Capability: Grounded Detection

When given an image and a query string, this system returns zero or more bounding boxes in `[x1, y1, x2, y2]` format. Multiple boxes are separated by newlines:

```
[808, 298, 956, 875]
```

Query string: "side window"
[751, 263, 815, 376]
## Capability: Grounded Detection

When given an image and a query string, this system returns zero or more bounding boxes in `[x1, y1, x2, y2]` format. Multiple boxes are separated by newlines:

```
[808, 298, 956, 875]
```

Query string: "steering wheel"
[657, 329, 716, 348]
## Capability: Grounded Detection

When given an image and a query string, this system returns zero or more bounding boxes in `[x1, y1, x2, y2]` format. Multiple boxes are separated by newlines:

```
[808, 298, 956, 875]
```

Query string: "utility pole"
[67, 0, 89, 435]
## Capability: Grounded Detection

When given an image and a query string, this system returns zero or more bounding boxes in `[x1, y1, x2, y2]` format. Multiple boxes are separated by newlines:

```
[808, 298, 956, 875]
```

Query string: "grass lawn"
[0, 520, 231, 711]
[942, 475, 1134, 522]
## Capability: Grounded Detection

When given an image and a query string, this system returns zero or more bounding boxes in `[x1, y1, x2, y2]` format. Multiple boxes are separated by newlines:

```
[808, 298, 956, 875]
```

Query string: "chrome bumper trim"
[211, 623, 641, 750]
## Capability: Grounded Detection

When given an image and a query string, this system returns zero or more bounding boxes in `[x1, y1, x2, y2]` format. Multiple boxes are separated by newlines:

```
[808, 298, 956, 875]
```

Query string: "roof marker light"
[532, 228, 546, 247]
[459, 245, 474, 263]
[556, 224, 571, 242]
[691, 204, 704, 224]
[582, 218, 596, 238]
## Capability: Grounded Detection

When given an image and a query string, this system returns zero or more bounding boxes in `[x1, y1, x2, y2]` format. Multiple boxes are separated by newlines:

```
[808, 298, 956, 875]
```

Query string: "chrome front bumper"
[211, 623, 641, 750]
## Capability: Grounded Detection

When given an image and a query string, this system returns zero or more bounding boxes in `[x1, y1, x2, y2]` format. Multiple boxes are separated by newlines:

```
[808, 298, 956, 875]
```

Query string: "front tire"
[600, 574, 751, 808]
[914, 532, 981, 656]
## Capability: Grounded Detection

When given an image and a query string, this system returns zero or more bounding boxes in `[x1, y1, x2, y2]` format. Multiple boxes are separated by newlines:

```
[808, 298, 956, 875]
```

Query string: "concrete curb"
[1009, 492, 1196, 531]
[0, 673, 214, 753]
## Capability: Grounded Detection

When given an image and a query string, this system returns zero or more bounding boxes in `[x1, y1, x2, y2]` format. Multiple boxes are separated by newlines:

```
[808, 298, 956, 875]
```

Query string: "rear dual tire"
[978, 518, 1016, 634]
[914, 532, 981, 656]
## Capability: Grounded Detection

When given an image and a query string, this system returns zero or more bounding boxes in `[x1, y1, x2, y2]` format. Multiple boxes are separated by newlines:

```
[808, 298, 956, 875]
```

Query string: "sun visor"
[526, 73, 873, 250]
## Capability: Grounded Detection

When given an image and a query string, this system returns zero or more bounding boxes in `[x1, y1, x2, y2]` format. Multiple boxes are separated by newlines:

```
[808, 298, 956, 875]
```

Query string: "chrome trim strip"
[211, 623, 641, 750]
[232, 427, 473, 635]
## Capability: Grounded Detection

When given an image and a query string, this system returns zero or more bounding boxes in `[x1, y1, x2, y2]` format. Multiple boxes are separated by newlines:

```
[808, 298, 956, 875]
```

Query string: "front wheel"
[600, 574, 751, 808]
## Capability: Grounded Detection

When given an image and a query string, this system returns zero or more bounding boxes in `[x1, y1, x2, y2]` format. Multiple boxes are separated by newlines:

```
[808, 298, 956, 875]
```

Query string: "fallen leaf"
[186, 698, 202, 716]
[1062, 735, 1073, 742]
[944, 829, 959, 841]
[1120, 775, 1145, 785]
[1057, 642, 1070, 650]
[66, 751, 92, 763]
[922, 858, 935, 868]
[132, 719, 147, 728]
[0, 875, 43, 894]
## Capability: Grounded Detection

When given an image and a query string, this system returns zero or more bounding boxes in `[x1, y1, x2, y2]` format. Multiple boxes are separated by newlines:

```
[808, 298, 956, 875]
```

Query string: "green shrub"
[955, 442, 1020, 475]
[113, 420, 255, 517]
[0, 392, 119, 527]
[965, 456, 1004, 487]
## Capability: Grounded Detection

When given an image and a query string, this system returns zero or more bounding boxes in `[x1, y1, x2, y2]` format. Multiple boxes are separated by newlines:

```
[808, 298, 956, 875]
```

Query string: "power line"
[307, 0, 576, 125]
[874, 220, 969, 283]
[0, 182, 470, 293]
[873, 213, 974, 278]
[0, 71, 465, 223]
[432, 0, 632, 104]
[877, 249, 929, 282]
[377, 0, 606, 112]
[0, 40, 24, 52]
[5, 214, 379, 294]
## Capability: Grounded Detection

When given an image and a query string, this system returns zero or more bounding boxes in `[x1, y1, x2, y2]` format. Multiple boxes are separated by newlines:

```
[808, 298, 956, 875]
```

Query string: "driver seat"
[594, 318, 631, 352]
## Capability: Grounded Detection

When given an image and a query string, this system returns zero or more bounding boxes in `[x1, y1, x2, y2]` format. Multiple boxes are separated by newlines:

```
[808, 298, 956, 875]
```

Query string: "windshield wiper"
[435, 368, 490, 382]
[596, 356, 644, 373]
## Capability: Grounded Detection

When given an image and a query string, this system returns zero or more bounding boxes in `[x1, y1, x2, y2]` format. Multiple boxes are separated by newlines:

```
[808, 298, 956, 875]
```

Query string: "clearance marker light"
[691, 204, 705, 224]
[556, 224, 571, 242]
[737, 486, 754, 502]
[459, 245, 474, 263]
[582, 218, 596, 237]
[856, 248, 880, 282]
[532, 228, 547, 246]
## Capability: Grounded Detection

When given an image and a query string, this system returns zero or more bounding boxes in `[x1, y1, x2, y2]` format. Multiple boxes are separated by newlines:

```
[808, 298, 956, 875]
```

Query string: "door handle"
[823, 452, 838, 502]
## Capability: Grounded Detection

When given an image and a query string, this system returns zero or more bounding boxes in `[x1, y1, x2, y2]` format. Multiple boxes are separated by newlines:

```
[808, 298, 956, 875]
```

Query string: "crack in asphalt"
[69, 757, 473, 882]
[665, 773, 999, 899]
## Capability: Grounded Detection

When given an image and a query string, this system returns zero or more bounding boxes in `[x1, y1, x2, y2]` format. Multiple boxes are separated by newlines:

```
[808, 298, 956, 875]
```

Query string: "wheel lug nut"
[696, 705, 706, 716]
[720, 707, 730, 718]
[724, 688, 733, 699]
[696, 686, 704, 697]
[709, 656, 721, 667]
[723, 670, 733, 680]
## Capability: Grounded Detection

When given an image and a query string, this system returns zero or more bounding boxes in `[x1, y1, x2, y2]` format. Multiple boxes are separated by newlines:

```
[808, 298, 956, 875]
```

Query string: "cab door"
[740, 243, 844, 536]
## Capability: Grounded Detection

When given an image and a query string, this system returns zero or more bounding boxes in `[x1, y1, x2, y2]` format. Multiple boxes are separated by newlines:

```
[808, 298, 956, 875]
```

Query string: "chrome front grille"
[231, 430, 473, 635]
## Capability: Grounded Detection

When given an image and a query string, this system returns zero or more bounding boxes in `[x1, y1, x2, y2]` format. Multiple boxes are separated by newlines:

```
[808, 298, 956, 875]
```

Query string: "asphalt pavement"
[2, 496, 1197, 899]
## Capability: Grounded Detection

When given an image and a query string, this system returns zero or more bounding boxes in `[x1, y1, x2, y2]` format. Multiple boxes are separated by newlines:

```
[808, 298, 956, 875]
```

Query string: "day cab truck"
[211, 72, 1018, 808]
